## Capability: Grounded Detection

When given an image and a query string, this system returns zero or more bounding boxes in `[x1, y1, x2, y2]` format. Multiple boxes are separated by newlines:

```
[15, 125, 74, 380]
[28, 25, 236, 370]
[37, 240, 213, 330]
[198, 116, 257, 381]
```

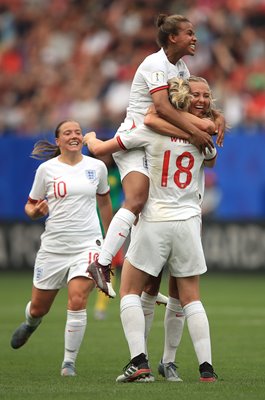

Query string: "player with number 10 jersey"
[29, 156, 109, 254]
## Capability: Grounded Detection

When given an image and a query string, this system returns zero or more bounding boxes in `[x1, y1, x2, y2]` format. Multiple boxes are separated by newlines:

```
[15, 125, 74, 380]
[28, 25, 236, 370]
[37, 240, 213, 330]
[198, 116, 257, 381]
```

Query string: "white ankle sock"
[162, 297, 185, 363]
[98, 208, 136, 265]
[25, 301, 42, 327]
[63, 309, 87, 364]
[120, 294, 145, 359]
[183, 301, 212, 365]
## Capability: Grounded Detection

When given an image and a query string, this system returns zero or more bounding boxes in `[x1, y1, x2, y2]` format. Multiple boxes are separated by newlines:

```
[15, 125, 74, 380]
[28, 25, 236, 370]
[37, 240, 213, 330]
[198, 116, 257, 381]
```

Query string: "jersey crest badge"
[85, 170, 97, 181]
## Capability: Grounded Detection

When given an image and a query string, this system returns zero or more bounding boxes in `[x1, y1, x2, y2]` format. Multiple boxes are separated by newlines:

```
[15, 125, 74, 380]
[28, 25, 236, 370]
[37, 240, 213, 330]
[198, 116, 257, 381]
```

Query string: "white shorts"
[126, 215, 207, 278]
[113, 148, 149, 181]
[33, 247, 100, 289]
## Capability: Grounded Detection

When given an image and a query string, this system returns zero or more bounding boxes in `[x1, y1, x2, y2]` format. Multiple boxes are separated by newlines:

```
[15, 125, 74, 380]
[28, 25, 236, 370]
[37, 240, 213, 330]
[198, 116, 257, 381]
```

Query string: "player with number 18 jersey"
[116, 123, 208, 278]
[117, 124, 205, 222]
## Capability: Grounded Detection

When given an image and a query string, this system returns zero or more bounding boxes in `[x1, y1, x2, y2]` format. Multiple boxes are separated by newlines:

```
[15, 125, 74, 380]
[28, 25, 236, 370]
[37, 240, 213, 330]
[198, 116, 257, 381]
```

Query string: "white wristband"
[204, 146, 217, 160]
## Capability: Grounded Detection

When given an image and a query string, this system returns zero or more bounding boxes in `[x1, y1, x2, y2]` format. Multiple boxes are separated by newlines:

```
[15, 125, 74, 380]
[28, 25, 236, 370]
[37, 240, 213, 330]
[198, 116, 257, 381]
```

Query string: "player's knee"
[144, 277, 161, 296]
[68, 294, 87, 310]
[124, 194, 148, 215]
[179, 295, 200, 308]
[30, 304, 50, 318]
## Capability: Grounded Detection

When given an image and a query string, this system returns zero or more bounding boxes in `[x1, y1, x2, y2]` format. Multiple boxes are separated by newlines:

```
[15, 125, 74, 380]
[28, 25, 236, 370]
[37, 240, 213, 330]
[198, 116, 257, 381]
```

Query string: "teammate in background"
[93, 154, 123, 320]
[10, 120, 112, 377]
[92, 156, 168, 321]
[87, 13, 225, 299]
[84, 75, 219, 383]
[92, 155, 168, 319]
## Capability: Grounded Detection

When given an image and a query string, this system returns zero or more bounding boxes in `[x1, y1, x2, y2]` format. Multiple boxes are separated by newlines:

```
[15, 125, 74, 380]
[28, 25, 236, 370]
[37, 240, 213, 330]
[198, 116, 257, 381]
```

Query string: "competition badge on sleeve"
[151, 71, 165, 84]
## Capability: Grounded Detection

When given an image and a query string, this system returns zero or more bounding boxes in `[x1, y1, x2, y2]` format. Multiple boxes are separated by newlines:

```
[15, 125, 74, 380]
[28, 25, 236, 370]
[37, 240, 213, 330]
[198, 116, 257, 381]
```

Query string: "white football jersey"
[28, 155, 110, 253]
[118, 48, 190, 131]
[117, 125, 205, 221]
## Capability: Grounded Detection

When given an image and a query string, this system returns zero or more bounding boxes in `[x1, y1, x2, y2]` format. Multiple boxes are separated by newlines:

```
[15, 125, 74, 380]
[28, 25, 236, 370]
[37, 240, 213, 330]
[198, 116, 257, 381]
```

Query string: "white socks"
[25, 301, 42, 327]
[63, 309, 87, 364]
[162, 297, 185, 363]
[98, 208, 136, 265]
[183, 301, 212, 365]
[141, 292, 157, 354]
[120, 294, 145, 359]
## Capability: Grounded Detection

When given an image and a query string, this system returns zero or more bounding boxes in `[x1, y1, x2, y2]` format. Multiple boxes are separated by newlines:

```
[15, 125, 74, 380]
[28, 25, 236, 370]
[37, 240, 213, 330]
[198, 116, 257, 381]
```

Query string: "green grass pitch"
[0, 271, 264, 400]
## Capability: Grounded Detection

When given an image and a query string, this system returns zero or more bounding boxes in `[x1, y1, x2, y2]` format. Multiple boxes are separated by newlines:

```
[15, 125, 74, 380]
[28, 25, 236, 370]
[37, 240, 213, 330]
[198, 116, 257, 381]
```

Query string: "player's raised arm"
[83, 132, 120, 156]
[144, 105, 190, 139]
[152, 88, 214, 150]
[211, 109, 225, 147]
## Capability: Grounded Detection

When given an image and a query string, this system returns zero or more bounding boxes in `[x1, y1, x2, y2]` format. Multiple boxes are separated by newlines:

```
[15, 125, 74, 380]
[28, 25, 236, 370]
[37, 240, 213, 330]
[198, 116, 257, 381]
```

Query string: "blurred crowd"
[0, 0, 264, 138]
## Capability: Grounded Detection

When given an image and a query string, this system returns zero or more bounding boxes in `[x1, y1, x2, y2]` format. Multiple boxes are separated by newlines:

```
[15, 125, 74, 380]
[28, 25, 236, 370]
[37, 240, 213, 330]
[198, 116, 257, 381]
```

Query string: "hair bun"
[156, 14, 167, 27]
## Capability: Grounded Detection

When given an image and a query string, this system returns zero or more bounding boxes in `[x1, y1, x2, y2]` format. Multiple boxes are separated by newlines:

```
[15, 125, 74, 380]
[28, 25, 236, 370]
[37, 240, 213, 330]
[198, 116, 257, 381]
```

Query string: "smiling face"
[55, 120, 83, 154]
[171, 21, 197, 57]
[189, 80, 212, 118]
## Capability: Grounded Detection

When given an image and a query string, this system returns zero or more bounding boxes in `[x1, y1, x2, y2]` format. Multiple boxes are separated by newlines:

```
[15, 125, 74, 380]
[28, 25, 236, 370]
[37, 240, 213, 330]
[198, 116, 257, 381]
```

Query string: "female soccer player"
[87, 13, 225, 299]
[84, 76, 219, 383]
[10, 120, 112, 377]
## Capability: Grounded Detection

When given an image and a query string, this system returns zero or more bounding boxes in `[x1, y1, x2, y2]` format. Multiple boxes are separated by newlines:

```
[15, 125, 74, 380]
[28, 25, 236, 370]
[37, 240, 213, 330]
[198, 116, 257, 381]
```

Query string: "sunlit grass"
[0, 271, 264, 400]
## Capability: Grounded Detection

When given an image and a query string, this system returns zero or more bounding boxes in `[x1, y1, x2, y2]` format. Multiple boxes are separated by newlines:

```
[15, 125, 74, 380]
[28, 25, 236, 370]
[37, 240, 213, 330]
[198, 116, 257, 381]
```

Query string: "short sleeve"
[140, 56, 169, 94]
[29, 164, 47, 200]
[97, 161, 110, 195]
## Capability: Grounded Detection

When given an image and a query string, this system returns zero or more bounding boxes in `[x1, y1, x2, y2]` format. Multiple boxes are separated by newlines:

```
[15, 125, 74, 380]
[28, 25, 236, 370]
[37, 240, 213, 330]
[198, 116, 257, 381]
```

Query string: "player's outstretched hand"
[33, 199, 49, 219]
[189, 130, 214, 154]
[83, 131, 97, 147]
[213, 113, 226, 147]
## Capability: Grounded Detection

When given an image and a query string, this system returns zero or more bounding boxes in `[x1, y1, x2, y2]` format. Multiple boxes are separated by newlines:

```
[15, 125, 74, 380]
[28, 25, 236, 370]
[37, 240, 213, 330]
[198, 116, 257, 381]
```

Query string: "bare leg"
[98, 172, 149, 266]
[87, 172, 149, 298]
[10, 286, 59, 349]
[30, 285, 59, 317]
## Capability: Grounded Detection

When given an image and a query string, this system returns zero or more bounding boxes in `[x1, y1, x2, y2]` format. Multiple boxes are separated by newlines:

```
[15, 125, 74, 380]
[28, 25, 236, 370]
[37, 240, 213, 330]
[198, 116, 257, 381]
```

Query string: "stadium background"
[0, 0, 265, 271]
